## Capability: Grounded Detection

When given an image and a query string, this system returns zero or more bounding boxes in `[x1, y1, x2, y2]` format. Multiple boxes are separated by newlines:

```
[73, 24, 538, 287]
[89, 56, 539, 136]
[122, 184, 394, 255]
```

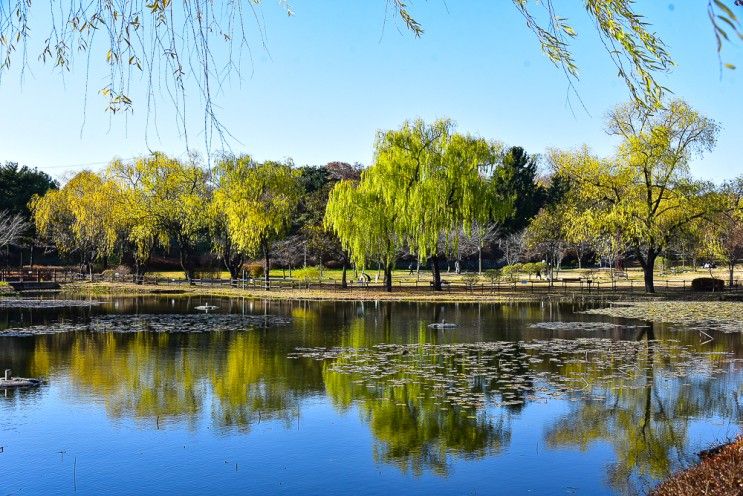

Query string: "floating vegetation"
[583, 302, 743, 333]
[529, 321, 633, 332]
[0, 313, 292, 337]
[290, 339, 738, 412]
[0, 298, 102, 309]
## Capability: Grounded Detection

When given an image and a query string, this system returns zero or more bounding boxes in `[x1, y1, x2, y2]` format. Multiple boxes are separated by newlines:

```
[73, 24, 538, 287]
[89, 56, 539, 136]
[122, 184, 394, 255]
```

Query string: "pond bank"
[47, 280, 743, 304]
[651, 436, 743, 495]
[56, 280, 660, 303]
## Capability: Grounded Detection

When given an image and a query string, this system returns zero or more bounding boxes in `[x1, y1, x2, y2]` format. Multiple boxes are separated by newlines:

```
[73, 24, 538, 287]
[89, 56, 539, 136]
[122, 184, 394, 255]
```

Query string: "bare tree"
[0, 210, 29, 249]
[457, 222, 500, 274]
[498, 230, 525, 267]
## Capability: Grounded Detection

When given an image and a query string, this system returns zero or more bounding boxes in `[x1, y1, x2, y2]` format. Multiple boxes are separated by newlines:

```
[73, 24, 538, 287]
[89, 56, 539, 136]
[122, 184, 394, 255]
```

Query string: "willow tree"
[364, 118, 508, 291]
[208, 156, 250, 282]
[325, 179, 401, 292]
[30, 171, 121, 279]
[553, 100, 721, 293]
[213, 157, 301, 290]
[108, 153, 209, 282]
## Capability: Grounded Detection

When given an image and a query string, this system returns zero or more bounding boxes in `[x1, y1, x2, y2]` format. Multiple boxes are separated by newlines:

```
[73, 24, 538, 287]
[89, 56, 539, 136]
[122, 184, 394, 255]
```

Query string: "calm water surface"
[1, 296, 741, 495]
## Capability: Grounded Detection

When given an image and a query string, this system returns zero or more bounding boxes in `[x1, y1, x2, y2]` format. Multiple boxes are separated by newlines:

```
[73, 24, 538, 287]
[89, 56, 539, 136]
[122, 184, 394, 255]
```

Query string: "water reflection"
[1, 298, 742, 493]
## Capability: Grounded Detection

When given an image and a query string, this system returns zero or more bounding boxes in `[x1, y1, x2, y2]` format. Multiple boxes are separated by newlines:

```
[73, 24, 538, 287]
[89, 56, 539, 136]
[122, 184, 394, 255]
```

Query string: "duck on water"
[194, 302, 219, 312]
[0, 369, 42, 388]
[428, 319, 457, 329]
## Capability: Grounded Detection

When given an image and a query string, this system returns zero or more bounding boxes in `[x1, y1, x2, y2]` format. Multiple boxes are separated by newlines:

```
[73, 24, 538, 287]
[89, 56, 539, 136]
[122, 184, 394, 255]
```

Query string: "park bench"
[612, 271, 629, 279]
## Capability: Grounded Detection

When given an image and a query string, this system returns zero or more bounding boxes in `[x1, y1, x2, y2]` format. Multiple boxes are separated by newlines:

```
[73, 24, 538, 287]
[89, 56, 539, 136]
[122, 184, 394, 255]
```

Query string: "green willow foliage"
[213, 155, 302, 288]
[325, 118, 511, 291]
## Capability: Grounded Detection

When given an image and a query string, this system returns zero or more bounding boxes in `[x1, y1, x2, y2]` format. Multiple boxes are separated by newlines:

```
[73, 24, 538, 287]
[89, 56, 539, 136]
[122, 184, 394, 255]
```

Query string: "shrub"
[522, 262, 535, 278]
[691, 277, 724, 292]
[461, 272, 480, 289]
[243, 263, 264, 279]
[195, 268, 221, 280]
[293, 266, 322, 282]
[485, 268, 502, 284]
[533, 261, 547, 275]
[502, 264, 522, 281]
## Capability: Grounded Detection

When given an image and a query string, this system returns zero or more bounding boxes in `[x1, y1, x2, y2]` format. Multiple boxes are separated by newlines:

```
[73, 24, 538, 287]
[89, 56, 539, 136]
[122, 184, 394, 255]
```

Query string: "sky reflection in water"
[1, 297, 741, 495]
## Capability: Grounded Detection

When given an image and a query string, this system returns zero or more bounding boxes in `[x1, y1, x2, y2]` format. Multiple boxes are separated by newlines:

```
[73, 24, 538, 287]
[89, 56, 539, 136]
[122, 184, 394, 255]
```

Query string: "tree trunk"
[133, 254, 148, 284]
[383, 263, 393, 292]
[641, 251, 657, 293]
[478, 246, 482, 275]
[430, 255, 442, 291]
[263, 242, 270, 291]
[178, 239, 196, 284]
[341, 256, 348, 289]
[729, 262, 735, 288]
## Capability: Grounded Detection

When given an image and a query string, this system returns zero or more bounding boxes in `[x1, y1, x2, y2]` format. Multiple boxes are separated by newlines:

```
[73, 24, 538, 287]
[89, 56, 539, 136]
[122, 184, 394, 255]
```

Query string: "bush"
[293, 266, 322, 282]
[101, 265, 132, 278]
[533, 261, 547, 275]
[522, 262, 535, 278]
[485, 268, 502, 283]
[243, 263, 264, 279]
[502, 264, 522, 281]
[194, 268, 221, 280]
[461, 272, 480, 289]
[691, 277, 724, 292]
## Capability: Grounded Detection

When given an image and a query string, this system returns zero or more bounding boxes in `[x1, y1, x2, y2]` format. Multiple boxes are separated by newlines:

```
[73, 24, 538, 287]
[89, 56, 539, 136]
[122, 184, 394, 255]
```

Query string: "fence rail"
[2, 269, 739, 294]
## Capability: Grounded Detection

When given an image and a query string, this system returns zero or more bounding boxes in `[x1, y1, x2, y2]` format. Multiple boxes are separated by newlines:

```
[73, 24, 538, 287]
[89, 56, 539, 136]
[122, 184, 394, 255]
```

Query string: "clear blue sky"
[0, 1, 740, 183]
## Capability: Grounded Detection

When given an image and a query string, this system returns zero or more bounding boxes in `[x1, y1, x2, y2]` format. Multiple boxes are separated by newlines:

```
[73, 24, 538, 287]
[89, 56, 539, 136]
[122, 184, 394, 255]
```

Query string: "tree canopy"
[213, 156, 302, 289]
[29, 170, 121, 276]
[327, 118, 510, 291]
[0, 162, 57, 215]
[108, 153, 210, 281]
[551, 100, 723, 292]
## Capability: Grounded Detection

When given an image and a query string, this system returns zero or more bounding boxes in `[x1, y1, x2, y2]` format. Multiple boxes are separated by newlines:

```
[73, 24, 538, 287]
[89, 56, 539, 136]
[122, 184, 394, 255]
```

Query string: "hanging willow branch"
[0, 1, 740, 152]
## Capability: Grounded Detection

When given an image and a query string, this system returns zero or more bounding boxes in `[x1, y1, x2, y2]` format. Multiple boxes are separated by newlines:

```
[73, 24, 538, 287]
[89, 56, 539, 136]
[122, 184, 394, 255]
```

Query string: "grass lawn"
[147, 266, 740, 288]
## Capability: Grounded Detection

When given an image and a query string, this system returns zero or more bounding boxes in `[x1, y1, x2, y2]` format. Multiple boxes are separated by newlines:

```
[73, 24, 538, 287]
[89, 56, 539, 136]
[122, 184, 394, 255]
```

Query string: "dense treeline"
[8, 99, 743, 293]
[0, 163, 57, 264]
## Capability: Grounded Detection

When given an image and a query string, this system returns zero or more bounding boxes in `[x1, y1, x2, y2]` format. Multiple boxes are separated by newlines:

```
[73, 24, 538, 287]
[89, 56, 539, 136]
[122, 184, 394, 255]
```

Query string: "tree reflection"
[7, 299, 743, 485]
[544, 328, 743, 494]
[323, 319, 513, 476]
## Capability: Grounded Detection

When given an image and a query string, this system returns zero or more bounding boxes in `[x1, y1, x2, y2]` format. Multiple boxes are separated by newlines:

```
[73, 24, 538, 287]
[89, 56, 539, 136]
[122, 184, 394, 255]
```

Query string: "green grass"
[146, 266, 738, 285]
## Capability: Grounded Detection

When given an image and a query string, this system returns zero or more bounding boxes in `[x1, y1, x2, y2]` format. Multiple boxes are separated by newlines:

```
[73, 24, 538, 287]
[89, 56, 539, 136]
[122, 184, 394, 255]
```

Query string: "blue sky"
[0, 1, 740, 182]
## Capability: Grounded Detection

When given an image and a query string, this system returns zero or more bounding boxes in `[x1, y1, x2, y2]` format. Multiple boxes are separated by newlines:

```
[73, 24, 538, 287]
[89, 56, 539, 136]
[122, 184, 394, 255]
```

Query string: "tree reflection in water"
[4, 299, 742, 489]
[544, 325, 743, 494]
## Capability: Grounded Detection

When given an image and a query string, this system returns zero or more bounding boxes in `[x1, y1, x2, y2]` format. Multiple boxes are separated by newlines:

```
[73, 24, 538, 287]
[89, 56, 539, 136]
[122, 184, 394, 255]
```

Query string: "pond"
[1, 296, 741, 495]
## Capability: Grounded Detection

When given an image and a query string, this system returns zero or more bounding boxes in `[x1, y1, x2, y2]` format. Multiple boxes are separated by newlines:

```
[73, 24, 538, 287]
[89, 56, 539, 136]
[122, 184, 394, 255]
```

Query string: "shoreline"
[651, 436, 743, 495]
[12, 280, 742, 304]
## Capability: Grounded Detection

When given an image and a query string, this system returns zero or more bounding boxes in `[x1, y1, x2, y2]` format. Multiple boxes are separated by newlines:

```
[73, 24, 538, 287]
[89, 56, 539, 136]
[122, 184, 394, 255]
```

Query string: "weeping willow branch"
[0, 1, 739, 154]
